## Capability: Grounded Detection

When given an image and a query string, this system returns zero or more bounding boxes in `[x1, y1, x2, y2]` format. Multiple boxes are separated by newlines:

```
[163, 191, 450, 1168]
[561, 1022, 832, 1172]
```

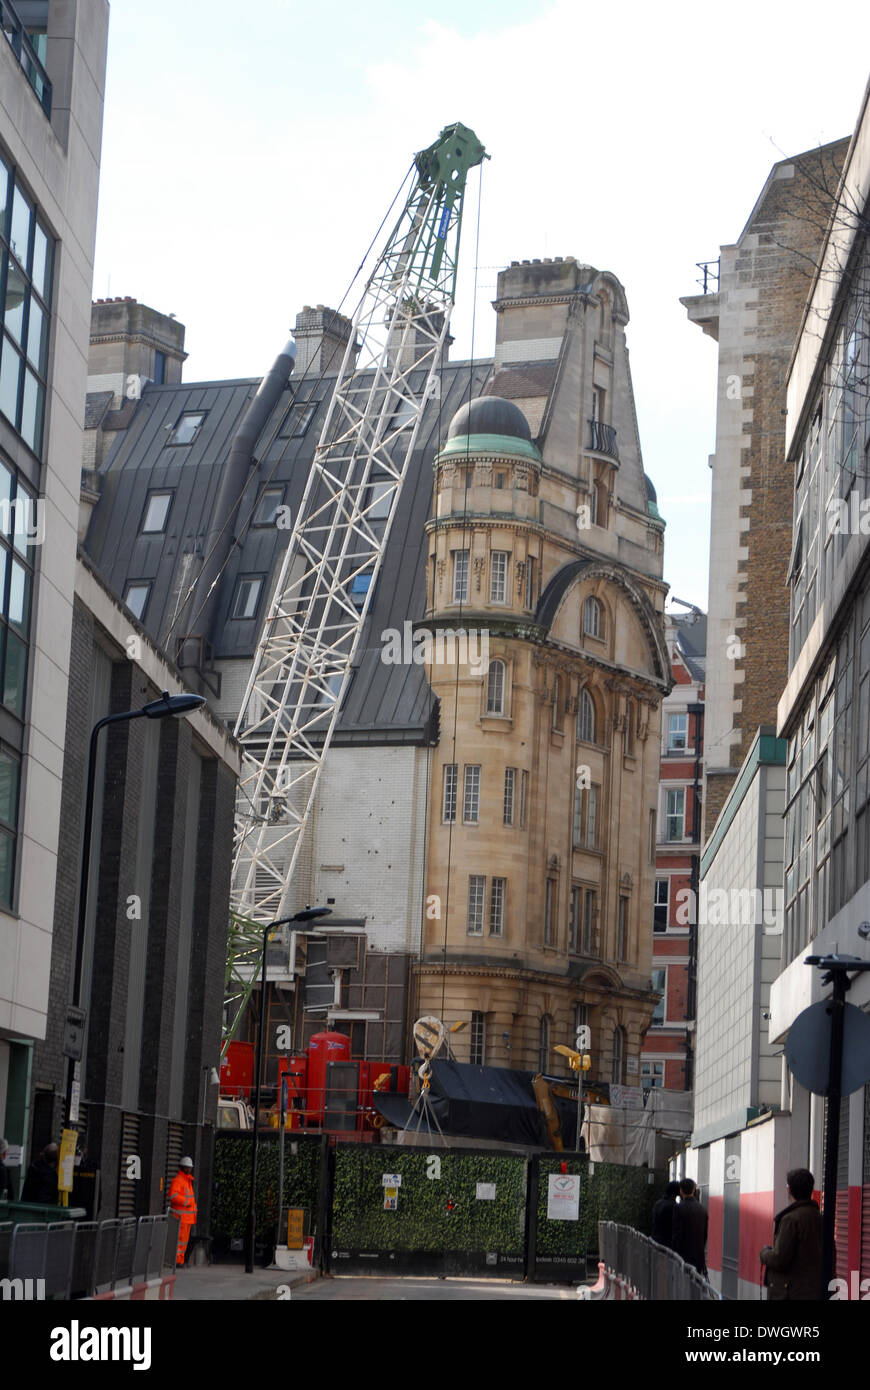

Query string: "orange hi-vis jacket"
[168, 1170, 197, 1224]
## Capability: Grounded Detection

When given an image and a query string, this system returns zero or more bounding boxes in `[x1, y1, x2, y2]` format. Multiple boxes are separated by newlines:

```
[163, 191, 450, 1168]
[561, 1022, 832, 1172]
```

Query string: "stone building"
[80, 256, 669, 1097]
[416, 259, 671, 1085]
[681, 138, 849, 837]
[0, 0, 108, 1173]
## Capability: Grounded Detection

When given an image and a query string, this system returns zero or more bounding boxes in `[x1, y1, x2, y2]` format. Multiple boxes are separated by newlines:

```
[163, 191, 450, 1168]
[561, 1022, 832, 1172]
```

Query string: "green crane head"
[415, 122, 488, 190]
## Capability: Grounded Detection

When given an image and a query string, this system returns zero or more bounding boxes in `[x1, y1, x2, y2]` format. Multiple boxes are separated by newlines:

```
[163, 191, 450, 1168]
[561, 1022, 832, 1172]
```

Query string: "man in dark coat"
[20, 1143, 59, 1205]
[672, 1177, 708, 1275]
[0, 1138, 13, 1200]
[760, 1168, 822, 1300]
[651, 1180, 681, 1249]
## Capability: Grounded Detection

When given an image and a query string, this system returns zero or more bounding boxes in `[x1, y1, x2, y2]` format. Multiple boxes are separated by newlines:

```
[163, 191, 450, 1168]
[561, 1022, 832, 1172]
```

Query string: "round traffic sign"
[785, 1001, 870, 1095]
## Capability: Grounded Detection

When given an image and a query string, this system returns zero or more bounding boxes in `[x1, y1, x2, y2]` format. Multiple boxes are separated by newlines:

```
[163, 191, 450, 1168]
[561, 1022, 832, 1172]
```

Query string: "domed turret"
[447, 395, 532, 443]
[439, 394, 540, 462]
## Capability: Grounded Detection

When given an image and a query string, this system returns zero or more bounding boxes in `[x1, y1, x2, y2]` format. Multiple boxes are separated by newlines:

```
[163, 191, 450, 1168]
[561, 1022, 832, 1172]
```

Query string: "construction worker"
[168, 1156, 198, 1267]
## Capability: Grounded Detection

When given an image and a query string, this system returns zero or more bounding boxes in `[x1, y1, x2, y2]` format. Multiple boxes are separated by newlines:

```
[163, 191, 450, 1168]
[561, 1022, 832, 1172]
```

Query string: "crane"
[223, 123, 488, 1048]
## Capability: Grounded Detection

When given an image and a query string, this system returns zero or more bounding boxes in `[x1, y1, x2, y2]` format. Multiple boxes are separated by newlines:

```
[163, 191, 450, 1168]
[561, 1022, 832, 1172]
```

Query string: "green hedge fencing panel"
[329, 1144, 528, 1277]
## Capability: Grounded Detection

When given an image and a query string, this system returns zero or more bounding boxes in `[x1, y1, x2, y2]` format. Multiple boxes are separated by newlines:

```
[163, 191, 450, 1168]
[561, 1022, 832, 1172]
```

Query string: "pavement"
[171, 1260, 320, 1301]
[171, 1261, 582, 1300]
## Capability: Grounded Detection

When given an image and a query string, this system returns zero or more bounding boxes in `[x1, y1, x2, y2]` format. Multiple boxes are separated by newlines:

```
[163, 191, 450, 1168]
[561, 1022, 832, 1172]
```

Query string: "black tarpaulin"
[372, 1060, 580, 1146]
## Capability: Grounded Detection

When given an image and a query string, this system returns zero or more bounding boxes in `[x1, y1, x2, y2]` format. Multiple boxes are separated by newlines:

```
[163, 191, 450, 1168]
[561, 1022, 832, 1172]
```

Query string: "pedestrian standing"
[759, 1168, 822, 1300]
[20, 1142, 59, 1205]
[0, 1138, 13, 1200]
[651, 1179, 681, 1249]
[672, 1176, 708, 1276]
[168, 1156, 198, 1267]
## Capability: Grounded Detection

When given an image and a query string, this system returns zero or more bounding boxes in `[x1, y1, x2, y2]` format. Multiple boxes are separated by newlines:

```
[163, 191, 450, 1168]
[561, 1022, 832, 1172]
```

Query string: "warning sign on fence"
[547, 1173, 580, 1221]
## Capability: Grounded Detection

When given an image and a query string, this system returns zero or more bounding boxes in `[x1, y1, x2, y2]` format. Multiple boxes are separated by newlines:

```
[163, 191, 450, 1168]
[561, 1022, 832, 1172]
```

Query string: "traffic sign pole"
[801, 954, 870, 1300]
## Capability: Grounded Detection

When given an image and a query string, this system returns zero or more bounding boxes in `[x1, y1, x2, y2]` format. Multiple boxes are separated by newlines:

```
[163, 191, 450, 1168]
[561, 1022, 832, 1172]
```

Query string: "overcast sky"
[92, 0, 870, 612]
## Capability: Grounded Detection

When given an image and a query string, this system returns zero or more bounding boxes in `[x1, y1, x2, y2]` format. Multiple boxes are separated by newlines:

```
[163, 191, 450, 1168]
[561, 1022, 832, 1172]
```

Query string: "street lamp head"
[292, 906, 332, 923]
[142, 690, 207, 720]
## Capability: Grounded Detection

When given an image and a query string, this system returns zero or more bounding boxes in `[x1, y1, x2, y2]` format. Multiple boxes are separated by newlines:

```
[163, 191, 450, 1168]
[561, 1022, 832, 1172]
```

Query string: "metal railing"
[588, 420, 619, 460]
[0, 0, 52, 116]
[0, 1212, 179, 1299]
[695, 259, 720, 294]
[598, 1221, 722, 1301]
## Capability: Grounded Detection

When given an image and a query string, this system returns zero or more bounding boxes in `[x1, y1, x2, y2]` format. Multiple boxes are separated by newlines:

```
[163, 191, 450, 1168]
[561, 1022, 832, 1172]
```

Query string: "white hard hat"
[180, 1156, 194, 1168]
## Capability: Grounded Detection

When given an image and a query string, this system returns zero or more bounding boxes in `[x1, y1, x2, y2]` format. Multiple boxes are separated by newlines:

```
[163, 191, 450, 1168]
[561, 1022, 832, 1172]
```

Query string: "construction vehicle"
[222, 123, 488, 1052]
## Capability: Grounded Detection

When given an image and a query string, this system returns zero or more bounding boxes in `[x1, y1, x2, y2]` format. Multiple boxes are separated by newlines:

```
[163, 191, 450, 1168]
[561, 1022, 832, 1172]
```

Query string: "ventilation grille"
[118, 1113, 140, 1219]
[164, 1122, 184, 1201]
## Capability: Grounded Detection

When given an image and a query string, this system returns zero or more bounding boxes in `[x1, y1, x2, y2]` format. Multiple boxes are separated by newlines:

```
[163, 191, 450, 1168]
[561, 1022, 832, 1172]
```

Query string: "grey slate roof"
[84, 361, 492, 742]
[671, 613, 707, 683]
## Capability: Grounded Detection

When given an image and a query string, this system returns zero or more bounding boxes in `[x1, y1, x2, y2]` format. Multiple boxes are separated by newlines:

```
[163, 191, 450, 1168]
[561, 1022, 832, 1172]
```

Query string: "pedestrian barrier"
[597, 1221, 721, 1301]
[0, 1212, 178, 1300]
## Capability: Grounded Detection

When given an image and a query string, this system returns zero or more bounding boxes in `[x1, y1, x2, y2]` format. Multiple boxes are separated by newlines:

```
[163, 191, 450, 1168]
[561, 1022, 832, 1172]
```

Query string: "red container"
[220, 1041, 254, 1099]
[278, 1054, 308, 1105]
[306, 1032, 350, 1125]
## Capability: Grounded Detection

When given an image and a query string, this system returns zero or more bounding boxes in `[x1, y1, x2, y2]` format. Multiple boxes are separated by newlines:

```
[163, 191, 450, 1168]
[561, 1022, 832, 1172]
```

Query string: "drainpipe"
[685, 700, 704, 1091]
[174, 338, 297, 685]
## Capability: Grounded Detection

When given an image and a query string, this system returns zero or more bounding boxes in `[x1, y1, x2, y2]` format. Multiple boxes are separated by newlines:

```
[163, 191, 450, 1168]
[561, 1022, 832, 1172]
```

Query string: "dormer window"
[170, 412, 205, 445]
[141, 491, 172, 534]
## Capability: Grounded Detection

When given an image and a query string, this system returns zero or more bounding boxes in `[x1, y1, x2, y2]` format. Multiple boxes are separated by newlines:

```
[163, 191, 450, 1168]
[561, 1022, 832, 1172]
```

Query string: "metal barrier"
[0, 1213, 175, 1300]
[113, 1218, 137, 1289]
[597, 1221, 721, 1301]
[0, 1221, 12, 1278]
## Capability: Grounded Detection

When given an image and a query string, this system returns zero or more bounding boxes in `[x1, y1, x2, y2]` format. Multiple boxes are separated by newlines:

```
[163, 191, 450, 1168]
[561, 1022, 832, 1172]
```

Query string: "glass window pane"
[0, 462, 12, 526]
[3, 256, 27, 343]
[10, 186, 32, 269]
[124, 584, 150, 620]
[25, 296, 45, 371]
[254, 488, 283, 526]
[0, 829, 13, 908]
[8, 559, 29, 633]
[12, 478, 36, 555]
[0, 748, 19, 826]
[20, 368, 42, 453]
[0, 335, 21, 426]
[32, 222, 51, 300]
[171, 412, 204, 445]
[143, 492, 172, 532]
[3, 629, 27, 716]
[0, 160, 9, 239]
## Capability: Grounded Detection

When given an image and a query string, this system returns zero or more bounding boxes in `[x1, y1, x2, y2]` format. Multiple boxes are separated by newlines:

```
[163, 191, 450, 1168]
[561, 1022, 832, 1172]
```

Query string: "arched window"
[486, 659, 506, 715]
[611, 1025, 624, 1084]
[584, 596, 602, 638]
[578, 688, 595, 743]
[539, 1015, 552, 1074]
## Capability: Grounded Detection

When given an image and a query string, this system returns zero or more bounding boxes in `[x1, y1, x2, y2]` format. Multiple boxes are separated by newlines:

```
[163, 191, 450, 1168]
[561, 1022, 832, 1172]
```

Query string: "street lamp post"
[64, 691, 206, 1131]
[245, 906, 331, 1273]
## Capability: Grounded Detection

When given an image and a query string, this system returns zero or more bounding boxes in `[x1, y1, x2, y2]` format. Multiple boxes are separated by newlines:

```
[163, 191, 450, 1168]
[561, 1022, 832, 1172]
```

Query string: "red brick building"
[642, 611, 705, 1092]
